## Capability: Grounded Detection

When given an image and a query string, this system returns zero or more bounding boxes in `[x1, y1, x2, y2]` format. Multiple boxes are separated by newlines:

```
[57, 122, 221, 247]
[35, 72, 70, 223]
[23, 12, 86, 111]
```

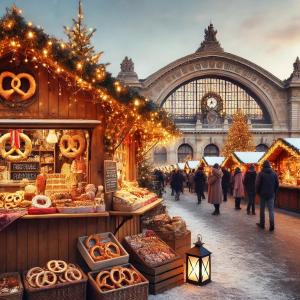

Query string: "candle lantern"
[186, 234, 212, 285]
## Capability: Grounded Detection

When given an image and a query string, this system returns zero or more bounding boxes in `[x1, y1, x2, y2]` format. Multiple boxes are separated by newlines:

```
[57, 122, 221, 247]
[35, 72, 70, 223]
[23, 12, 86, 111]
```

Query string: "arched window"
[153, 146, 167, 163]
[162, 77, 270, 123]
[204, 144, 219, 156]
[256, 144, 268, 152]
[178, 144, 193, 162]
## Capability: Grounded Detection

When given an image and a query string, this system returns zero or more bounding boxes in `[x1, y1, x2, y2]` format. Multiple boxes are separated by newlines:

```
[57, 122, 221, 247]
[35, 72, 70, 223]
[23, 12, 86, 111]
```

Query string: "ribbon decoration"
[9, 129, 22, 150]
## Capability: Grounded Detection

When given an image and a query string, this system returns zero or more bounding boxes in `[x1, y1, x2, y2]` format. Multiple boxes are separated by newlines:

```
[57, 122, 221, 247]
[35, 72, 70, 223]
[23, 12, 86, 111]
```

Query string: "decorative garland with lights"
[0, 5, 180, 156]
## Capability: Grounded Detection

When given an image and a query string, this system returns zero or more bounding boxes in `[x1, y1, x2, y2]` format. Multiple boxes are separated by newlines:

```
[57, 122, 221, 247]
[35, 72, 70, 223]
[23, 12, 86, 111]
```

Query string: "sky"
[0, 0, 299, 80]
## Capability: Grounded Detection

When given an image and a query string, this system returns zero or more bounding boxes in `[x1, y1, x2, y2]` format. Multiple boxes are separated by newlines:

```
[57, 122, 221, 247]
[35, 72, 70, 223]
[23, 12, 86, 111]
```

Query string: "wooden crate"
[155, 230, 191, 259]
[123, 236, 184, 295]
[0, 272, 23, 300]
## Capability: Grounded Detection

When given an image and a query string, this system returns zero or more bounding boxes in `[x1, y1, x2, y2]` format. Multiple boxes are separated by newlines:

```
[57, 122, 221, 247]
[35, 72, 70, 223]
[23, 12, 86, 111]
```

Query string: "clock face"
[207, 97, 218, 109]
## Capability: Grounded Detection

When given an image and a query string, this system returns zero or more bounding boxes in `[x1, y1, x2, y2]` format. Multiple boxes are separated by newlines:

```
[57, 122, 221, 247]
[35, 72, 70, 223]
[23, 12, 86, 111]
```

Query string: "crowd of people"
[156, 160, 279, 232]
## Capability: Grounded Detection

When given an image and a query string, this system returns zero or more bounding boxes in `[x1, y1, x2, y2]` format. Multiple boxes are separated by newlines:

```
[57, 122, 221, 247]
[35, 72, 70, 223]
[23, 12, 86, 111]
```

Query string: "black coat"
[194, 170, 206, 194]
[172, 172, 184, 192]
[221, 169, 231, 190]
[244, 170, 257, 196]
[255, 166, 279, 199]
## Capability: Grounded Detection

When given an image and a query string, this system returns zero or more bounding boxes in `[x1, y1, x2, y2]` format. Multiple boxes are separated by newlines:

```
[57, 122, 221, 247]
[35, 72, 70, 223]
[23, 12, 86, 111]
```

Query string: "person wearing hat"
[244, 164, 257, 215]
[233, 167, 245, 210]
[194, 166, 207, 204]
[255, 160, 279, 231]
[208, 163, 223, 215]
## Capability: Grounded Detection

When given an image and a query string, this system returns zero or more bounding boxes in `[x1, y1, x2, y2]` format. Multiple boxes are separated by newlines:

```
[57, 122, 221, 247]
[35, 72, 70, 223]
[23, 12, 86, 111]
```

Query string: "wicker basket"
[0, 272, 23, 300]
[23, 265, 87, 300]
[87, 264, 149, 300]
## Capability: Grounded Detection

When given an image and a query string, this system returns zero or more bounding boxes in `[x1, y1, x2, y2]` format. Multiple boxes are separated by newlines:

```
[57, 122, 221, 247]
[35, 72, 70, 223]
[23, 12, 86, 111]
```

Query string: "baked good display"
[84, 234, 121, 262]
[0, 190, 29, 210]
[94, 266, 142, 293]
[0, 274, 21, 295]
[32, 195, 52, 208]
[124, 231, 177, 267]
[113, 181, 158, 212]
[142, 214, 187, 236]
[25, 260, 83, 288]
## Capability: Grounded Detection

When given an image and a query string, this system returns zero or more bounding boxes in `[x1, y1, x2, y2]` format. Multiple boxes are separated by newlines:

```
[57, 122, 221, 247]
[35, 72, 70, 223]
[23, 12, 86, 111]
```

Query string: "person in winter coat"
[233, 167, 244, 210]
[255, 160, 279, 231]
[244, 165, 257, 215]
[170, 170, 175, 195]
[221, 167, 231, 202]
[208, 164, 223, 215]
[194, 166, 207, 204]
[188, 170, 195, 193]
[172, 170, 185, 201]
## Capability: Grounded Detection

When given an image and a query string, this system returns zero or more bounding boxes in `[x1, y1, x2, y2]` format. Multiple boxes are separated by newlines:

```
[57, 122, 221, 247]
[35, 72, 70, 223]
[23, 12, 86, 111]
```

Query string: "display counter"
[276, 185, 300, 213]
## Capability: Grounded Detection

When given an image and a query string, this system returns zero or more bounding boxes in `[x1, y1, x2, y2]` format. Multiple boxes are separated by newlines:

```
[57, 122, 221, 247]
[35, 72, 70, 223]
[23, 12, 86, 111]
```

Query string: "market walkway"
[149, 189, 300, 300]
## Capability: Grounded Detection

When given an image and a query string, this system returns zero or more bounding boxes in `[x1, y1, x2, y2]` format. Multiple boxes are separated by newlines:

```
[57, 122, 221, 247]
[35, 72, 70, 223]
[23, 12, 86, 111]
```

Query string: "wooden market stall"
[222, 152, 265, 172]
[184, 160, 200, 172]
[0, 6, 179, 277]
[258, 138, 300, 213]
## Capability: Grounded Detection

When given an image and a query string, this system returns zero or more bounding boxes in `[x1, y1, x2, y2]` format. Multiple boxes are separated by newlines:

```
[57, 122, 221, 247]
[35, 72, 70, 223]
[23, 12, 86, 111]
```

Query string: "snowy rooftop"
[186, 160, 200, 169]
[234, 152, 265, 164]
[284, 138, 300, 151]
[177, 162, 185, 170]
[203, 156, 225, 166]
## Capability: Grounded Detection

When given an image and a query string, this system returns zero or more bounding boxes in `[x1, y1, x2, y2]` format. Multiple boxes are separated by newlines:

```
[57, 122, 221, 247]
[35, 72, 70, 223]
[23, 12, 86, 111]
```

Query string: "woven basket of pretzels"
[87, 264, 148, 300]
[23, 260, 87, 300]
[77, 232, 129, 271]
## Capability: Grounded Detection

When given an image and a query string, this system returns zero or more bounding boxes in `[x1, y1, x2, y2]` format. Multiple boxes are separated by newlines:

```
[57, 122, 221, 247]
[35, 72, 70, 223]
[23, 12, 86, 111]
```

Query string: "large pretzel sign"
[0, 132, 32, 162]
[0, 71, 36, 101]
[59, 134, 86, 159]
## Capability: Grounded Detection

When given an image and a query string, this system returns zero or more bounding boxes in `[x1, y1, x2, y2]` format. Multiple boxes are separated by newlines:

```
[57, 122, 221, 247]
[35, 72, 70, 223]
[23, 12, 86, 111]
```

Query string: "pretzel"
[95, 271, 110, 287]
[27, 273, 40, 288]
[98, 274, 115, 292]
[57, 274, 67, 283]
[46, 260, 68, 274]
[0, 200, 4, 208]
[0, 71, 36, 101]
[104, 242, 121, 258]
[84, 234, 101, 249]
[131, 270, 141, 284]
[4, 202, 17, 209]
[0, 133, 32, 162]
[59, 134, 86, 159]
[5, 194, 14, 202]
[110, 268, 125, 287]
[26, 267, 44, 281]
[121, 267, 135, 285]
[35, 271, 57, 287]
[64, 268, 82, 282]
[89, 245, 106, 261]
[13, 194, 23, 204]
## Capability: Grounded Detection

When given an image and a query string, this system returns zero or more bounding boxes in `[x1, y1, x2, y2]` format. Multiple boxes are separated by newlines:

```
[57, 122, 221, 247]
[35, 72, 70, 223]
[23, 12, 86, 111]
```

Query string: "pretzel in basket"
[84, 234, 101, 249]
[89, 245, 106, 261]
[104, 242, 121, 258]
[35, 271, 57, 287]
[64, 268, 83, 282]
[46, 260, 68, 274]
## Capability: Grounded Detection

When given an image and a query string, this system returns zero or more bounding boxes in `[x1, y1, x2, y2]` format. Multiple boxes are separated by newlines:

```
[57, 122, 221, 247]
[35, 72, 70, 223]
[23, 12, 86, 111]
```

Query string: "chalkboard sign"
[11, 172, 38, 181]
[11, 162, 40, 172]
[104, 160, 118, 193]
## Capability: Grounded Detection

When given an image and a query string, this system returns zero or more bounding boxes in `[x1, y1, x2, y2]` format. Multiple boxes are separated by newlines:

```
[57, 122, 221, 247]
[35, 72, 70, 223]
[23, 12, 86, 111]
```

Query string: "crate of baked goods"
[142, 214, 191, 258]
[123, 230, 184, 294]
[23, 260, 87, 300]
[0, 272, 23, 300]
[88, 263, 148, 300]
[78, 232, 129, 271]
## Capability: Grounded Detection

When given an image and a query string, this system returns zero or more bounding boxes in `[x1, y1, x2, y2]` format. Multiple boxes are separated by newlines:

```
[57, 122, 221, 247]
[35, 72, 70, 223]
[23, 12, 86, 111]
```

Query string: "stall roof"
[185, 160, 200, 170]
[203, 156, 225, 167]
[233, 152, 265, 164]
[177, 163, 185, 170]
[284, 138, 300, 152]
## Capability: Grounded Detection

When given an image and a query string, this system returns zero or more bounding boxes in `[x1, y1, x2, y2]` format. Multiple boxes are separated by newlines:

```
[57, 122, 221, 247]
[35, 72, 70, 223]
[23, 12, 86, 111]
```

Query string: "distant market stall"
[259, 138, 300, 212]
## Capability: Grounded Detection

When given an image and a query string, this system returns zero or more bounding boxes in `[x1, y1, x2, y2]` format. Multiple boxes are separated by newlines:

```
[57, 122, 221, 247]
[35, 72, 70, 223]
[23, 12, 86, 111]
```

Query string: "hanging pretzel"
[0, 132, 32, 162]
[0, 71, 36, 101]
[59, 134, 86, 159]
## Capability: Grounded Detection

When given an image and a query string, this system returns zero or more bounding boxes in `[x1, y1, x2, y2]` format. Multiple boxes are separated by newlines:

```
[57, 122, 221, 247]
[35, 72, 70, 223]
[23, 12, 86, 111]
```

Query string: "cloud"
[239, 15, 265, 31]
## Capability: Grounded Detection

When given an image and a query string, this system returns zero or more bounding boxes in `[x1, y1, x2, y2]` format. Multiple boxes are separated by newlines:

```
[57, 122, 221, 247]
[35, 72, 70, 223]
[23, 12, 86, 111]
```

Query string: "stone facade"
[117, 24, 300, 165]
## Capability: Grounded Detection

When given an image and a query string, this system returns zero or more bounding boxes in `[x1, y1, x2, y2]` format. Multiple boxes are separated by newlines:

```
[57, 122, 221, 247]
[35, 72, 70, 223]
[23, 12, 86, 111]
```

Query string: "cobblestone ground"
[149, 188, 300, 300]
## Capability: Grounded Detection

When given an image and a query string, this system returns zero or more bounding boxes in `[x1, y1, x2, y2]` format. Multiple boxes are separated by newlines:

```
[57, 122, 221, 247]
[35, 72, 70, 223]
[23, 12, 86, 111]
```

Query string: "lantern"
[186, 234, 212, 285]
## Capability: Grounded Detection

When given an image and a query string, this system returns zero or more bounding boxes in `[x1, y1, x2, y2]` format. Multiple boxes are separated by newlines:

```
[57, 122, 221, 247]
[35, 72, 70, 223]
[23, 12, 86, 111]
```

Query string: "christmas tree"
[64, 0, 103, 67]
[222, 110, 255, 157]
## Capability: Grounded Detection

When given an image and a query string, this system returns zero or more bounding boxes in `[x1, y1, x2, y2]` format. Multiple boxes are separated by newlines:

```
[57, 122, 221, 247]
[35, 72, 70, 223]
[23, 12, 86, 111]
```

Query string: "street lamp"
[186, 234, 212, 285]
